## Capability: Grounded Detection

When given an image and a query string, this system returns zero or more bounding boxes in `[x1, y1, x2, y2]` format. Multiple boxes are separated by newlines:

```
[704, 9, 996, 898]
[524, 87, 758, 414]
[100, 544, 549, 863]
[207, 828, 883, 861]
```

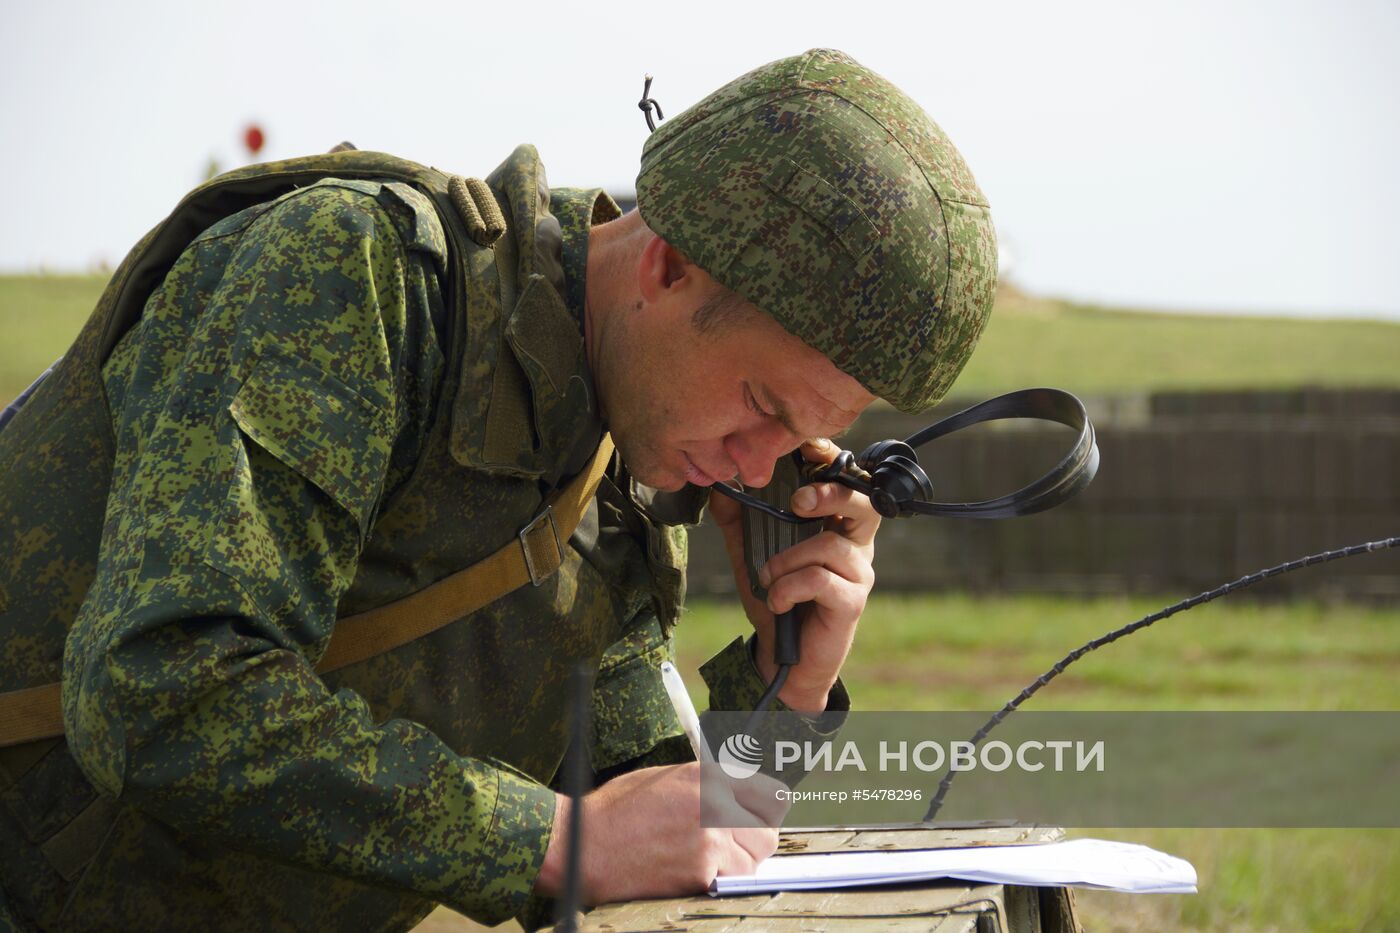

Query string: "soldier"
[0, 49, 995, 930]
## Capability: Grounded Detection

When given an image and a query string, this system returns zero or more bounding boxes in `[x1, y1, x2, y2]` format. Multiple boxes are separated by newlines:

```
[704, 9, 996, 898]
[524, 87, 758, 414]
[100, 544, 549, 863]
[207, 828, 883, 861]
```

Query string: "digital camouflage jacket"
[0, 146, 846, 931]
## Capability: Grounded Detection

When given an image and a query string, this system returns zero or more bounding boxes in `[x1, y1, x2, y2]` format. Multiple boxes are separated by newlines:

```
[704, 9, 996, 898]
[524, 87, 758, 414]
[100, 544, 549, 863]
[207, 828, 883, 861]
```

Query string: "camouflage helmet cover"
[636, 48, 997, 413]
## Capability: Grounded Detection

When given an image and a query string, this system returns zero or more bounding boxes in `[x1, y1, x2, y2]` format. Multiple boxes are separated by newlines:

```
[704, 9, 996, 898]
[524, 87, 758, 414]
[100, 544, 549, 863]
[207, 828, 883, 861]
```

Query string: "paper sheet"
[711, 838, 1197, 896]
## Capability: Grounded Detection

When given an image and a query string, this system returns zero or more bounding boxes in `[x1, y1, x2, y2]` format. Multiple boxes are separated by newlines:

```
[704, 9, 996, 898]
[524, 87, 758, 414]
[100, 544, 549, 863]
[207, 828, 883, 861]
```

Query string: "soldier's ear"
[637, 235, 696, 306]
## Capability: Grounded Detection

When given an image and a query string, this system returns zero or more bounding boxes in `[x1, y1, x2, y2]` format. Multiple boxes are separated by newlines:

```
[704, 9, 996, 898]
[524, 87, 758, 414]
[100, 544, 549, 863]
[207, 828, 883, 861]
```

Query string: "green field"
[3, 275, 1400, 406]
[0, 275, 108, 404]
[676, 596, 1400, 933]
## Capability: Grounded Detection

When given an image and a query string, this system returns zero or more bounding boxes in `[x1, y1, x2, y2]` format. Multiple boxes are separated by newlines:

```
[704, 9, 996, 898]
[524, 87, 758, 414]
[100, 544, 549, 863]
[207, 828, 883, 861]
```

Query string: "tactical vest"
[0, 147, 694, 930]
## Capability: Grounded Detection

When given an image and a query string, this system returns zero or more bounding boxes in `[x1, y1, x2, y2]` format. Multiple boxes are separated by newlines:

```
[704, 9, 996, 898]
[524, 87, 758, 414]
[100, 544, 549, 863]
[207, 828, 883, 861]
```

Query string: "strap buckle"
[519, 505, 563, 587]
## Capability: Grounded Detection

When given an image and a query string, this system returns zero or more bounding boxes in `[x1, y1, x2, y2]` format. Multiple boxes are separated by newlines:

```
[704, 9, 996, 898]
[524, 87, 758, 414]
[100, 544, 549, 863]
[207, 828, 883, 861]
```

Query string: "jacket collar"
[449, 146, 614, 487]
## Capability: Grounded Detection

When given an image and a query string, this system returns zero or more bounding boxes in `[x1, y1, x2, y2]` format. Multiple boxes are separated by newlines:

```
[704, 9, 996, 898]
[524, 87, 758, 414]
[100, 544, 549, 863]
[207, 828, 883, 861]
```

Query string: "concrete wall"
[684, 389, 1400, 600]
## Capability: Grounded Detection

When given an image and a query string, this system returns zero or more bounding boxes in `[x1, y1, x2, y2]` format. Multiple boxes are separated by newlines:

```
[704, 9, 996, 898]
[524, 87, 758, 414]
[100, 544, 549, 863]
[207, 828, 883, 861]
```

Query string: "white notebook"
[711, 838, 1197, 896]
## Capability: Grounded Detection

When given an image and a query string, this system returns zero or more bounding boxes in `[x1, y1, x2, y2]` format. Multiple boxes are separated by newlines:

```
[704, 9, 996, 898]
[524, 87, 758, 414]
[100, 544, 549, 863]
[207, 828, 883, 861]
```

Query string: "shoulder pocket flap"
[378, 182, 448, 270]
[229, 349, 392, 536]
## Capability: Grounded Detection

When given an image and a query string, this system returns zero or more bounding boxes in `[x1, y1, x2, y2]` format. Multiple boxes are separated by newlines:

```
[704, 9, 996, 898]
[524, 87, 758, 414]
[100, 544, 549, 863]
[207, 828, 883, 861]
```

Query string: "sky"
[3, 0, 1398, 319]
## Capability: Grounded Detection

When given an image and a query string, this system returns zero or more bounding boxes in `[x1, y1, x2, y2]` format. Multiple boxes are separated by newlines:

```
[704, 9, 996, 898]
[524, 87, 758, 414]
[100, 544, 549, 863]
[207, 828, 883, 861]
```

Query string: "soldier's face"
[597, 249, 875, 493]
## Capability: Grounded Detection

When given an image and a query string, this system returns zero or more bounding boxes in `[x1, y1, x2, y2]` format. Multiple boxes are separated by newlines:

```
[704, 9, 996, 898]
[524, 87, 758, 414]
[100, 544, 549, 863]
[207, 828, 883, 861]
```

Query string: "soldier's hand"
[533, 762, 779, 905]
[708, 438, 880, 713]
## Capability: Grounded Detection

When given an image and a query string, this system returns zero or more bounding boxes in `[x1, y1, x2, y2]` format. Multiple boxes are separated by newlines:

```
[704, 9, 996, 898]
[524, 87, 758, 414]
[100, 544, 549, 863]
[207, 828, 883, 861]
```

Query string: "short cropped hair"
[690, 285, 754, 336]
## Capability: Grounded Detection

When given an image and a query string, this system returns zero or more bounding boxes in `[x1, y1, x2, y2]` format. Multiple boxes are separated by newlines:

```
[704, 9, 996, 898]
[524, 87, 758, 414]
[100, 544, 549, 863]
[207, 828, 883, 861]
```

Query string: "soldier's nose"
[727, 433, 788, 488]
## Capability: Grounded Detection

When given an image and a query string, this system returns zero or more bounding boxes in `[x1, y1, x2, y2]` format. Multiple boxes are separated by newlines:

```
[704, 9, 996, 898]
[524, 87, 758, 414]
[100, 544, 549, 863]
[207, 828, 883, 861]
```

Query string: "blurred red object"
[244, 125, 265, 156]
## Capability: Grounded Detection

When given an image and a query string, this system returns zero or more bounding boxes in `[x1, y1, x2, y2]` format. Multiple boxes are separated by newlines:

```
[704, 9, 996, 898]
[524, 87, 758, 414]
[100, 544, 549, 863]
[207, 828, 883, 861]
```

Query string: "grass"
[0, 275, 106, 403]
[678, 594, 1400, 712]
[674, 594, 1400, 932]
[3, 276, 1399, 406]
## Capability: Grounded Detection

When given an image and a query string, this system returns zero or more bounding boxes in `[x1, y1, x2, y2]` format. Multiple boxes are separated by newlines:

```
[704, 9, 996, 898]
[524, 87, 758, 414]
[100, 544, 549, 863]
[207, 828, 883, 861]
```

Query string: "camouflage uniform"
[0, 145, 846, 931]
[3, 45, 998, 931]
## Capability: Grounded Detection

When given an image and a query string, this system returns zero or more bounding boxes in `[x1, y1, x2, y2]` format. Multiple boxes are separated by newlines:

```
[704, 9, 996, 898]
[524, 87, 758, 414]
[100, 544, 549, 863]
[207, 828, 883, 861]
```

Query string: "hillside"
[3, 275, 1398, 406]
[952, 284, 1400, 398]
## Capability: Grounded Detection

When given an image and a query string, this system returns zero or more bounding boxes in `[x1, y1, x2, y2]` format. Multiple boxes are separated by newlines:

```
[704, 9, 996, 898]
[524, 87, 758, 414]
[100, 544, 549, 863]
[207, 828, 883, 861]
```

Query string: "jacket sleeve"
[590, 614, 851, 784]
[61, 182, 556, 926]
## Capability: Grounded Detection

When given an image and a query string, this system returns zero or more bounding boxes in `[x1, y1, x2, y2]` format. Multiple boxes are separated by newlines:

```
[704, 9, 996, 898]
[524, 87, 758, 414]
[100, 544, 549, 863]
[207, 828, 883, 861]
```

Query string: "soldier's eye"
[744, 384, 763, 415]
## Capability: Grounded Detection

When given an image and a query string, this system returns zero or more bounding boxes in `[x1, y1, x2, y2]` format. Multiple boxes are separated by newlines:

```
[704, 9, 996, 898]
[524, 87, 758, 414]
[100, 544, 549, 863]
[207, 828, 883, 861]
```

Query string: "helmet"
[636, 48, 996, 413]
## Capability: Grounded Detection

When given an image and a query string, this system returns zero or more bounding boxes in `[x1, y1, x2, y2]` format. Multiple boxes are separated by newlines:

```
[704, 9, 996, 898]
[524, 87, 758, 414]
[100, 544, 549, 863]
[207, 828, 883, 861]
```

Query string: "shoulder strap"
[315, 434, 613, 673]
[0, 435, 614, 749]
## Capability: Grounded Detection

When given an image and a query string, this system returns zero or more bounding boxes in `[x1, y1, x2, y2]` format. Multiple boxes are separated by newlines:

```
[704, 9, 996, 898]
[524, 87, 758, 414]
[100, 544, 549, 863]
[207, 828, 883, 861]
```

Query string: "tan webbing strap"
[0, 684, 64, 751]
[0, 435, 614, 748]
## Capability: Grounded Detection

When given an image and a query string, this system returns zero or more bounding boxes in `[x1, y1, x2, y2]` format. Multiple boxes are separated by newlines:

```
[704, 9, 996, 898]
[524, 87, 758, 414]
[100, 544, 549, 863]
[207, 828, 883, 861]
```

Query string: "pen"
[659, 661, 715, 764]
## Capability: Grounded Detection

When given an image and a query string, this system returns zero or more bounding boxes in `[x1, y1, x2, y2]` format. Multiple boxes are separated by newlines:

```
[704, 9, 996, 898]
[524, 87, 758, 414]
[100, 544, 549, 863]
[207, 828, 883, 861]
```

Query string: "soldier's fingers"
[766, 564, 866, 617]
[760, 531, 872, 590]
[789, 482, 881, 545]
[733, 774, 791, 826]
[702, 790, 764, 829]
[798, 437, 839, 466]
[726, 826, 780, 872]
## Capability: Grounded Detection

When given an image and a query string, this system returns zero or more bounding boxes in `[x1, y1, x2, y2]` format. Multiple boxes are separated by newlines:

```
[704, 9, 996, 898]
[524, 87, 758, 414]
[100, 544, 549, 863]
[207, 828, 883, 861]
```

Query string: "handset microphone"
[735, 452, 821, 727]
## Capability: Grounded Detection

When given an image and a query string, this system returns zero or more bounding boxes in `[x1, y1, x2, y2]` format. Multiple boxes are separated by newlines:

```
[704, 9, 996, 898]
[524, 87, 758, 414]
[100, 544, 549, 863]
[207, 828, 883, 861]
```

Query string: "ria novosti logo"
[718, 733, 763, 779]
